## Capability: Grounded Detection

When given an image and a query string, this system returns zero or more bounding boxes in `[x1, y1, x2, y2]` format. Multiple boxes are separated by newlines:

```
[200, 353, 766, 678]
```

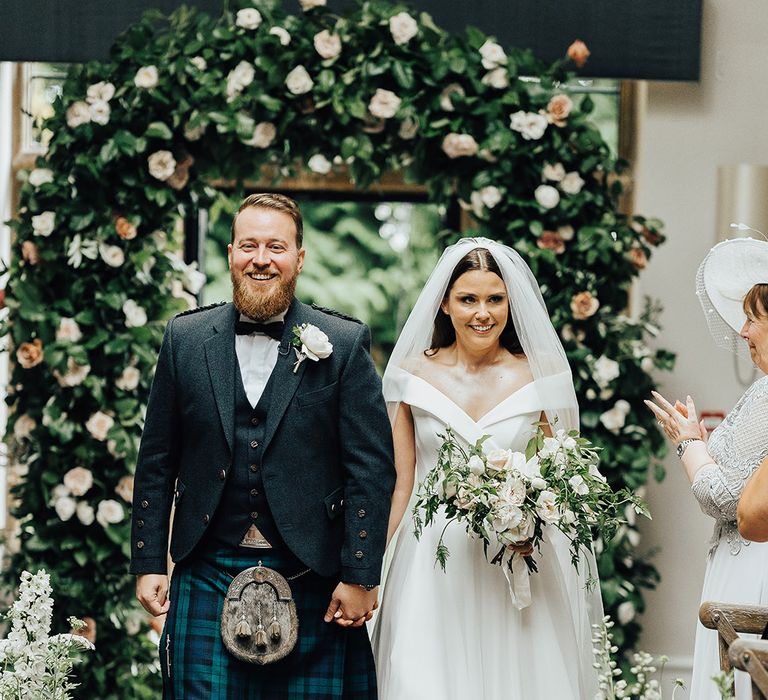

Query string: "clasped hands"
[324, 582, 378, 628]
[644, 391, 707, 446]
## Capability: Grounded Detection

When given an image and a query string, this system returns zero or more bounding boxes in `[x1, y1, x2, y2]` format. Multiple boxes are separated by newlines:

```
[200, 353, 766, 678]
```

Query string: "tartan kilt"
[160, 548, 377, 700]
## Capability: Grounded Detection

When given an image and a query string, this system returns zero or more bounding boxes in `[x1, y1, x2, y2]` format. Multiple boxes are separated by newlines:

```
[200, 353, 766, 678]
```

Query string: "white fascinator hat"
[696, 237, 768, 354]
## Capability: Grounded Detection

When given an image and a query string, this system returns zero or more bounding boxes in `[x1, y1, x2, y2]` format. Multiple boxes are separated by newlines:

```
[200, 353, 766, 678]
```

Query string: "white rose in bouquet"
[368, 88, 402, 119]
[66, 101, 91, 128]
[441, 133, 479, 159]
[235, 8, 262, 29]
[299, 324, 333, 360]
[568, 474, 590, 496]
[86, 411, 114, 441]
[510, 111, 548, 140]
[542, 162, 566, 182]
[226, 61, 256, 101]
[134, 65, 159, 89]
[499, 512, 535, 544]
[560, 171, 585, 195]
[63, 467, 93, 497]
[479, 39, 507, 69]
[499, 474, 527, 506]
[314, 30, 341, 59]
[389, 11, 418, 45]
[534, 184, 560, 209]
[269, 27, 291, 45]
[56, 317, 82, 343]
[468, 455, 486, 476]
[485, 448, 511, 473]
[535, 490, 560, 524]
[28, 168, 54, 187]
[490, 503, 523, 534]
[96, 499, 125, 528]
[148, 150, 176, 181]
[32, 211, 56, 237]
[285, 65, 313, 95]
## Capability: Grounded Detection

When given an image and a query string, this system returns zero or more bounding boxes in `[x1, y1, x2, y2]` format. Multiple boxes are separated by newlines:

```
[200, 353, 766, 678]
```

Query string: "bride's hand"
[507, 541, 533, 557]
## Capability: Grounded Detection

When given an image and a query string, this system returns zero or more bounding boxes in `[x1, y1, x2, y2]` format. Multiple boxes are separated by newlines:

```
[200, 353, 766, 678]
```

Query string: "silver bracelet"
[676, 438, 702, 459]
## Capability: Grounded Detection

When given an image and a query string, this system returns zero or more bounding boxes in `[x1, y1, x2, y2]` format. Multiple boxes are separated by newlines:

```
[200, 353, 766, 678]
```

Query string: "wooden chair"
[699, 601, 768, 698]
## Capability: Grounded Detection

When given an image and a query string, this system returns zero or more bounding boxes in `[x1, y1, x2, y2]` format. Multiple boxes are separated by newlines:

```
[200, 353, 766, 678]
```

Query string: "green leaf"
[145, 121, 174, 140]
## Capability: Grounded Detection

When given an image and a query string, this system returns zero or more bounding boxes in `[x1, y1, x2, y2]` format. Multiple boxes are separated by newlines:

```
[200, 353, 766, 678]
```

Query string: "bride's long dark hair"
[425, 247, 524, 356]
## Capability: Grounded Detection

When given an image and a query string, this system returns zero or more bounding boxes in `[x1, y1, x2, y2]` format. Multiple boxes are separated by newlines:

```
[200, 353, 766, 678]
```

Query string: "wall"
[634, 0, 768, 690]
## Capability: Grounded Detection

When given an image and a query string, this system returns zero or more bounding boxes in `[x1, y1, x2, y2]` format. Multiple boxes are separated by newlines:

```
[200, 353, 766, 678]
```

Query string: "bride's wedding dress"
[371, 367, 599, 700]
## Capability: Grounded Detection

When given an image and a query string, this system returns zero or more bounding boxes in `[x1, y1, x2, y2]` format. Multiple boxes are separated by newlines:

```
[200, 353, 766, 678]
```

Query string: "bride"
[371, 237, 601, 699]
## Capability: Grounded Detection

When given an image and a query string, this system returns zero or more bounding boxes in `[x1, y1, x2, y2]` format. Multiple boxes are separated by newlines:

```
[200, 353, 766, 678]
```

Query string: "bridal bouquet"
[413, 425, 647, 607]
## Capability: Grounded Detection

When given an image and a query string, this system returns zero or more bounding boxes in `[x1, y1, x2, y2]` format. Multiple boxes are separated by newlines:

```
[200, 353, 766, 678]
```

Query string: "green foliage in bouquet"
[2, 0, 671, 690]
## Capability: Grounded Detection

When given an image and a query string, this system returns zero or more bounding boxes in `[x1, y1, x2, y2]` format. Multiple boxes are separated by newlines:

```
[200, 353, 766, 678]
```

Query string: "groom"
[130, 193, 395, 697]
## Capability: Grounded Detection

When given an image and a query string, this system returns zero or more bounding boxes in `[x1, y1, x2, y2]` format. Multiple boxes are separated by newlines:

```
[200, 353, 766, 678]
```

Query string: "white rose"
[536, 490, 560, 524]
[28, 169, 54, 187]
[368, 88, 402, 119]
[467, 473, 483, 489]
[54, 357, 90, 387]
[76, 501, 95, 526]
[594, 355, 620, 388]
[66, 101, 91, 128]
[56, 317, 82, 343]
[641, 356, 655, 373]
[299, 0, 326, 9]
[88, 100, 111, 125]
[398, 117, 418, 139]
[560, 171, 585, 195]
[123, 299, 148, 328]
[558, 224, 575, 241]
[441, 133, 479, 159]
[534, 185, 560, 209]
[116, 366, 141, 391]
[491, 503, 523, 534]
[190, 56, 207, 70]
[510, 111, 548, 140]
[482, 68, 509, 89]
[285, 65, 313, 95]
[100, 244, 125, 268]
[96, 499, 125, 528]
[479, 39, 507, 69]
[485, 448, 511, 473]
[243, 121, 277, 148]
[54, 497, 77, 522]
[617, 600, 636, 625]
[14, 414, 36, 441]
[615, 399, 631, 415]
[313, 30, 341, 59]
[389, 11, 418, 45]
[539, 436, 560, 458]
[86, 411, 114, 441]
[299, 324, 333, 360]
[183, 264, 206, 294]
[269, 26, 291, 45]
[531, 476, 547, 490]
[500, 475, 527, 506]
[439, 83, 465, 111]
[568, 474, 590, 496]
[147, 150, 176, 181]
[134, 66, 159, 89]
[63, 467, 93, 497]
[115, 475, 134, 503]
[307, 154, 332, 174]
[226, 61, 256, 101]
[542, 162, 566, 182]
[479, 185, 502, 209]
[468, 455, 485, 476]
[86, 81, 115, 103]
[32, 211, 55, 237]
[184, 121, 206, 141]
[500, 513, 535, 544]
[235, 8, 262, 29]
[599, 401, 630, 434]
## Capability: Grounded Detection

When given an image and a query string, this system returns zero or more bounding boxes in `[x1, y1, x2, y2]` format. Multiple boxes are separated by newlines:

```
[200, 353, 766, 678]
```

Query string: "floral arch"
[3, 0, 670, 693]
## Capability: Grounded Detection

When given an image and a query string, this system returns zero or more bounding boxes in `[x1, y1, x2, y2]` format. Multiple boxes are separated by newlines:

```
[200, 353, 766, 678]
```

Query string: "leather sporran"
[221, 563, 299, 665]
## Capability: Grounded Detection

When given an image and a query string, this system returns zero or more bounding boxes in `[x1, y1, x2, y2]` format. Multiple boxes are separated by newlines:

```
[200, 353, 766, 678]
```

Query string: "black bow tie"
[235, 320, 284, 341]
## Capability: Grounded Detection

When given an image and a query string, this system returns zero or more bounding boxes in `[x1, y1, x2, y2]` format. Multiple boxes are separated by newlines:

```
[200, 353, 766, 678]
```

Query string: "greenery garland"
[2, 0, 672, 693]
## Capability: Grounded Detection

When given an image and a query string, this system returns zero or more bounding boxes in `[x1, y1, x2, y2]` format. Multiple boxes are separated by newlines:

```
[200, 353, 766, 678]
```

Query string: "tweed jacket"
[129, 299, 395, 586]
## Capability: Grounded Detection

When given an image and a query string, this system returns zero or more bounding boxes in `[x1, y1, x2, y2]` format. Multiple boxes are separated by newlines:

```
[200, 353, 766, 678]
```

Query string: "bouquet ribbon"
[502, 550, 532, 610]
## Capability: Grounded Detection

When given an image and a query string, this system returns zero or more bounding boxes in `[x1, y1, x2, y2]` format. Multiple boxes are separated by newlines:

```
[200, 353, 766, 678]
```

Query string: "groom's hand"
[136, 574, 170, 616]
[324, 582, 378, 627]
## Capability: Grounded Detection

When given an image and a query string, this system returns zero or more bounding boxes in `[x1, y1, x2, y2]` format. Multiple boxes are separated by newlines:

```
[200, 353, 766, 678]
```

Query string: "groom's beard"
[231, 267, 298, 321]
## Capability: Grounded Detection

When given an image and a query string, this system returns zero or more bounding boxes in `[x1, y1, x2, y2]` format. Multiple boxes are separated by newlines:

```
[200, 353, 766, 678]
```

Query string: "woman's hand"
[644, 391, 703, 445]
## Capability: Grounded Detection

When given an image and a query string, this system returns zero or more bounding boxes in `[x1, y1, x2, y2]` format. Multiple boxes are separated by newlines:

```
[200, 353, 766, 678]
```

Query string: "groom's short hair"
[231, 193, 304, 247]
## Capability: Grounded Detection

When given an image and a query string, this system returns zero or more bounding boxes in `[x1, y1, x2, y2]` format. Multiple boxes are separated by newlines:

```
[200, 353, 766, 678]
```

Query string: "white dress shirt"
[235, 311, 287, 408]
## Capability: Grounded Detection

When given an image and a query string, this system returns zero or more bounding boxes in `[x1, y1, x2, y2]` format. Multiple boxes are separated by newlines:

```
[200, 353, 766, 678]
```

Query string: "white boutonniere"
[291, 323, 333, 373]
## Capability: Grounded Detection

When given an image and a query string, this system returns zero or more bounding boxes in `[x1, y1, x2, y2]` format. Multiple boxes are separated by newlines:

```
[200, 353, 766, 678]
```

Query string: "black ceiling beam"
[0, 0, 701, 80]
